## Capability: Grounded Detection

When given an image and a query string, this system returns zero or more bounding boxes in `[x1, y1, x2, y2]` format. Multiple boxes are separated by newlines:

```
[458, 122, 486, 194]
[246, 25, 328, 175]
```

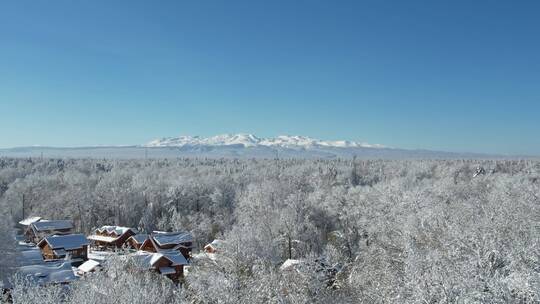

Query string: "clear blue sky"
[1, 1, 539, 155]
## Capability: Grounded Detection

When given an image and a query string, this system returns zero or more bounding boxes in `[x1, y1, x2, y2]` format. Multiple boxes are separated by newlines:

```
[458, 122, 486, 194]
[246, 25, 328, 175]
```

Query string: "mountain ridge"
[144, 134, 386, 149]
[0, 134, 530, 159]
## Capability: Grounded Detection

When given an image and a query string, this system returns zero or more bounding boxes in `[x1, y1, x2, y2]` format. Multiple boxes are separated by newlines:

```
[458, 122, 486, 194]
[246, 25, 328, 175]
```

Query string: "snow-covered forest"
[0, 157, 539, 303]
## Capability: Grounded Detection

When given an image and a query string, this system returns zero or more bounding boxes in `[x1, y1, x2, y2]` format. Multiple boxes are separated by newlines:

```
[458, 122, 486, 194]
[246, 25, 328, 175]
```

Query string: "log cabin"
[150, 231, 194, 258]
[37, 234, 89, 262]
[126, 234, 149, 250]
[134, 251, 189, 283]
[204, 239, 226, 254]
[132, 231, 193, 258]
[138, 237, 157, 253]
[26, 220, 74, 244]
[87, 226, 138, 250]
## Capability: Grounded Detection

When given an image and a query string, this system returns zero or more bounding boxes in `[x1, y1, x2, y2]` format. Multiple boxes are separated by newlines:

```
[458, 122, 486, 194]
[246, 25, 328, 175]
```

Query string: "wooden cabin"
[26, 220, 74, 244]
[37, 234, 89, 262]
[139, 237, 158, 253]
[134, 252, 189, 283]
[126, 234, 149, 250]
[150, 231, 194, 258]
[87, 226, 138, 250]
[204, 239, 226, 254]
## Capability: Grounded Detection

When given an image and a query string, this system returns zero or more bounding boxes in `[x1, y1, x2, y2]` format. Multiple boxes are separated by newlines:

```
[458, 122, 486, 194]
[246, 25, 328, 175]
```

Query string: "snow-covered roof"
[78, 260, 100, 273]
[39, 234, 88, 250]
[96, 225, 138, 235]
[132, 253, 154, 269]
[88, 234, 118, 243]
[160, 252, 189, 266]
[129, 234, 149, 244]
[205, 239, 226, 250]
[18, 262, 78, 285]
[18, 248, 45, 266]
[152, 231, 193, 247]
[32, 220, 73, 232]
[159, 267, 176, 275]
[19, 216, 42, 226]
[136, 252, 189, 269]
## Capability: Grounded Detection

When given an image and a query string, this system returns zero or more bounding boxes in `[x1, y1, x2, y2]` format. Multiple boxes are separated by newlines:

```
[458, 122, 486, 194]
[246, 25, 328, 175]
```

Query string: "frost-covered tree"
[0, 158, 539, 303]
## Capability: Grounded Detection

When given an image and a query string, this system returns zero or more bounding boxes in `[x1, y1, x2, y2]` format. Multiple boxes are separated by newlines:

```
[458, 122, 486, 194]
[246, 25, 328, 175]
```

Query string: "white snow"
[144, 134, 385, 149]
[148, 252, 189, 267]
[88, 235, 118, 243]
[152, 231, 193, 246]
[18, 216, 42, 226]
[95, 225, 137, 235]
[19, 262, 78, 285]
[280, 259, 302, 271]
[18, 248, 45, 266]
[78, 260, 100, 273]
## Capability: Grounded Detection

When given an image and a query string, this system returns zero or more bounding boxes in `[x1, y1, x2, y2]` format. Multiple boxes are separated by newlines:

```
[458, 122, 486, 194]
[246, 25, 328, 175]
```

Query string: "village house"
[25, 219, 74, 244]
[141, 231, 194, 258]
[133, 251, 189, 283]
[126, 234, 149, 250]
[37, 234, 89, 263]
[204, 239, 226, 254]
[87, 226, 138, 250]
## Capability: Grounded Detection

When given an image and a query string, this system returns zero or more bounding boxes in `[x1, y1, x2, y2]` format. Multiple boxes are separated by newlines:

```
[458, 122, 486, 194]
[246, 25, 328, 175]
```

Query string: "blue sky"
[1, 1, 539, 155]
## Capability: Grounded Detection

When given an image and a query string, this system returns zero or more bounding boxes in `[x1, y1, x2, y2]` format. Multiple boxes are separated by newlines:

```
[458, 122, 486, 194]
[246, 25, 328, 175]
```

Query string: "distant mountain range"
[145, 134, 386, 149]
[0, 134, 524, 159]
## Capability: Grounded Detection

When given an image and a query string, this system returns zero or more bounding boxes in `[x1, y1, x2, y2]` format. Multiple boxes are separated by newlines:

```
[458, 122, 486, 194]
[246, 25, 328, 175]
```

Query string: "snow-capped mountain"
[145, 134, 385, 149]
[0, 134, 503, 160]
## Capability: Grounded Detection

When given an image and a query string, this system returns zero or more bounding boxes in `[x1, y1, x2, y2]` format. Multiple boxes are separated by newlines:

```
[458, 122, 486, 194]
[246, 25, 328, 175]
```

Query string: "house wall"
[24, 228, 35, 243]
[40, 244, 57, 260]
[114, 230, 135, 248]
[156, 241, 192, 257]
[140, 240, 157, 252]
[40, 244, 88, 261]
[69, 245, 88, 260]
[126, 238, 141, 250]
[167, 265, 184, 282]
[204, 245, 216, 254]
[154, 258, 184, 283]
[179, 248, 191, 258]
[92, 239, 111, 248]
